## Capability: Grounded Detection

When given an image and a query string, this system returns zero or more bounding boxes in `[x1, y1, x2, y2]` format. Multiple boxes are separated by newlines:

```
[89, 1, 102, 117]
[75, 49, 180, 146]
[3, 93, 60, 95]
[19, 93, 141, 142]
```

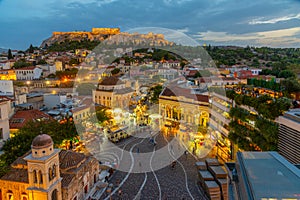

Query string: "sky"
[0, 0, 300, 50]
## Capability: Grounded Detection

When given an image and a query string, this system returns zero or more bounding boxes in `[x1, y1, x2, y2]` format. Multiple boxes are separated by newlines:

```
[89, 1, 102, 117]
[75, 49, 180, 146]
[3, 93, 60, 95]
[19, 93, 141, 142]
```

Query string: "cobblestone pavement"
[97, 128, 210, 200]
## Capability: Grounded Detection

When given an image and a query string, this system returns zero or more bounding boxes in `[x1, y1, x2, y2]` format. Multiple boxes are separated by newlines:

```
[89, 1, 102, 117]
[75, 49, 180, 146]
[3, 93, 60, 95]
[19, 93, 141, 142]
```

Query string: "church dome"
[32, 134, 53, 149]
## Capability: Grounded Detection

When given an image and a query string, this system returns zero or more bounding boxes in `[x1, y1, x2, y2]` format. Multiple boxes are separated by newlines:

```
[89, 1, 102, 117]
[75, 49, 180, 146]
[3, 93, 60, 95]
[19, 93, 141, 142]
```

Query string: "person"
[184, 150, 188, 159]
[171, 161, 176, 169]
[105, 176, 109, 182]
[118, 189, 122, 197]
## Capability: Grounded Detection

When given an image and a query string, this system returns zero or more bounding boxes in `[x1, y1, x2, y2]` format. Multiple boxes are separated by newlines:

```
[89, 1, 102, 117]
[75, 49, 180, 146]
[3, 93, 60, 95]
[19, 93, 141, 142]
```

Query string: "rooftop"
[282, 108, 300, 123]
[98, 76, 124, 86]
[238, 151, 300, 199]
[9, 109, 52, 129]
[160, 85, 209, 103]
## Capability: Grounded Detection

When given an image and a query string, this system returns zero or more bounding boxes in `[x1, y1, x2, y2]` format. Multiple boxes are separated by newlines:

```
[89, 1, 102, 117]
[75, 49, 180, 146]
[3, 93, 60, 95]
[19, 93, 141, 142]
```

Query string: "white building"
[0, 98, 12, 148]
[250, 68, 262, 75]
[0, 80, 14, 96]
[277, 109, 300, 164]
[43, 94, 67, 109]
[14, 66, 43, 80]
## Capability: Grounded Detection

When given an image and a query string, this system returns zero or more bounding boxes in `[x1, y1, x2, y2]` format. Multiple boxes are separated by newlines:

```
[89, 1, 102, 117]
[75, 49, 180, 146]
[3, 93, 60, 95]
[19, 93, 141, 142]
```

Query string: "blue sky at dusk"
[0, 0, 300, 49]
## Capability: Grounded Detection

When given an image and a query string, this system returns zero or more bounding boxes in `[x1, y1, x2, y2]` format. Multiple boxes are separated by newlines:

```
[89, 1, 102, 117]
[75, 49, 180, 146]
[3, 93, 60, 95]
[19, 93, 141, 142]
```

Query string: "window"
[52, 165, 56, 178]
[49, 167, 52, 181]
[7, 191, 13, 200]
[51, 189, 58, 200]
[39, 170, 43, 184]
[33, 170, 38, 183]
[0, 128, 3, 140]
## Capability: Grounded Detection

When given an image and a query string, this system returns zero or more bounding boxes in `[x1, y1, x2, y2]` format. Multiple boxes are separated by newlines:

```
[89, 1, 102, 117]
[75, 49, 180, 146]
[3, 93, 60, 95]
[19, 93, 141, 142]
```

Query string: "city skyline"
[0, 0, 300, 49]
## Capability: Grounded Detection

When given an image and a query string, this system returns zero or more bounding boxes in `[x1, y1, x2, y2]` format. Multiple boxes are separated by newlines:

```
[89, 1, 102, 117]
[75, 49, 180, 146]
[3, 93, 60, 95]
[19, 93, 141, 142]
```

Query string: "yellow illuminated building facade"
[0, 70, 16, 80]
[159, 85, 210, 127]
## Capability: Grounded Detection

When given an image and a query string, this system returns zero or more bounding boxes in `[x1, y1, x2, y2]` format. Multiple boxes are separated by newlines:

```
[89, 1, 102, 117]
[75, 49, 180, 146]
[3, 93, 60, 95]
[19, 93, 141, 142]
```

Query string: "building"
[9, 110, 51, 134]
[0, 134, 100, 200]
[43, 94, 67, 109]
[226, 151, 300, 200]
[0, 80, 14, 96]
[277, 109, 300, 164]
[159, 83, 210, 155]
[92, 76, 134, 109]
[159, 84, 209, 127]
[14, 66, 43, 80]
[71, 98, 93, 122]
[0, 98, 12, 148]
[209, 91, 234, 161]
[0, 69, 16, 80]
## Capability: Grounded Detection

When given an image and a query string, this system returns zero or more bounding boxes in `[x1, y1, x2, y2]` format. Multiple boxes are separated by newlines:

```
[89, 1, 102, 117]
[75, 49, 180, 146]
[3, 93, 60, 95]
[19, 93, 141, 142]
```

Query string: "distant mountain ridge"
[0, 48, 8, 53]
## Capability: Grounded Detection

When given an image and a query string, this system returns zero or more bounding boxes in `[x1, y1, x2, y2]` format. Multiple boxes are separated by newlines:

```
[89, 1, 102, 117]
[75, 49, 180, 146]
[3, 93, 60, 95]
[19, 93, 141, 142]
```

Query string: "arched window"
[39, 170, 43, 184]
[51, 189, 57, 200]
[33, 170, 38, 183]
[7, 190, 13, 200]
[52, 164, 56, 178]
[49, 167, 52, 181]
[21, 192, 28, 200]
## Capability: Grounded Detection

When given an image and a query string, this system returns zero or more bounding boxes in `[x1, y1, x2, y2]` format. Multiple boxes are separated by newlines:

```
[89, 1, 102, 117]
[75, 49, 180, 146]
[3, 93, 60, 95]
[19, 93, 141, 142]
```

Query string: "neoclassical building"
[159, 85, 210, 127]
[0, 134, 99, 200]
[92, 76, 134, 109]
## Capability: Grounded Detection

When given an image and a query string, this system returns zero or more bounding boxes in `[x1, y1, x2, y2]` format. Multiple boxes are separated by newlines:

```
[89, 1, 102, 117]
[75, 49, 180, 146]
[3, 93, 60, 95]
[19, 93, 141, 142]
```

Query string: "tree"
[37, 59, 47, 65]
[28, 44, 34, 53]
[0, 119, 79, 168]
[111, 68, 120, 75]
[95, 108, 109, 124]
[13, 60, 31, 69]
[7, 49, 13, 59]
[278, 70, 296, 79]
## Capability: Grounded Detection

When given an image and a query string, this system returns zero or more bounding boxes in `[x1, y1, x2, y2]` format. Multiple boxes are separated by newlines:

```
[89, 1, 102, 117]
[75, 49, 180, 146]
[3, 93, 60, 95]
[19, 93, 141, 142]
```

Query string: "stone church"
[0, 134, 100, 200]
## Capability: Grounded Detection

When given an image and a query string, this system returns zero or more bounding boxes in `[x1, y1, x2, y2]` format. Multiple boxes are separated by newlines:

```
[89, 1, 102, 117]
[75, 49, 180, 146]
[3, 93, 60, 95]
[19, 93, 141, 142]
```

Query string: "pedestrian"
[137, 147, 140, 154]
[105, 176, 109, 183]
[118, 189, 122, 197]
[171, 161, 176, 169]
[184, 150, 188, 159]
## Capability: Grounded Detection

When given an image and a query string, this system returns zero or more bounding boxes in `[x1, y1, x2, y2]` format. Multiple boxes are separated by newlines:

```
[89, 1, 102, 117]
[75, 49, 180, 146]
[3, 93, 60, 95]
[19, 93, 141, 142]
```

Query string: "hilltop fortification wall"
[52, 28, 120, 36]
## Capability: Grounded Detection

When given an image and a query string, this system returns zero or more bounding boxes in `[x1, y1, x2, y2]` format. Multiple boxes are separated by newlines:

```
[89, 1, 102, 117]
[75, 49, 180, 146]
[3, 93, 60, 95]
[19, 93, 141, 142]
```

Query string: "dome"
[32, 134, 53, 149]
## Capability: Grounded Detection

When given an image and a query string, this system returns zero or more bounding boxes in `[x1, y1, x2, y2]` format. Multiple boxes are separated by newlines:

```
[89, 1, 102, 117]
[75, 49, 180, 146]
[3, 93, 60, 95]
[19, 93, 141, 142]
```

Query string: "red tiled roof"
[14, 66, 36, 70]
[0, 168, 29, 183]
[59, 150, 86, 171]
[160, 85, 209, 102]
[9, 110, 52, 129]
[98, 76, 124, 86]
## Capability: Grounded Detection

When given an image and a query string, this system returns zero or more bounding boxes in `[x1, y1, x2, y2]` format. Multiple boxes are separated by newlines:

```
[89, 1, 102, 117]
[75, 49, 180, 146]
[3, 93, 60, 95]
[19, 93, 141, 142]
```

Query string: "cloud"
[249, 13, 300, 24]
[163, 0, 193, 5]
[176, 27, 189, 33]
[196, 27, 300, 47]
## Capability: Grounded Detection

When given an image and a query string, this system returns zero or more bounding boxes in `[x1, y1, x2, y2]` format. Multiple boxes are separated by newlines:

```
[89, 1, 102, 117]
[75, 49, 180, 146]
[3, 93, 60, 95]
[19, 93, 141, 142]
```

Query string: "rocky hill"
[41, 27, 173, 49]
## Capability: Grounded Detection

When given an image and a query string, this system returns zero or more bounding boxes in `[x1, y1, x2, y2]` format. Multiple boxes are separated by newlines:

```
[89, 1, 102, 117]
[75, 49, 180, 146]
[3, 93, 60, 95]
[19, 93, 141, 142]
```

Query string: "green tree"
[111, 68, 120, 75]
[0, 119, 79, 169]
[278, 70, 296, 79]
[27, 44, 34, 53]
[95, 108, 109, 124]
[7, 49, 13, 59]
[37, 59, 47, 65]
[13, 60, 31, 69]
